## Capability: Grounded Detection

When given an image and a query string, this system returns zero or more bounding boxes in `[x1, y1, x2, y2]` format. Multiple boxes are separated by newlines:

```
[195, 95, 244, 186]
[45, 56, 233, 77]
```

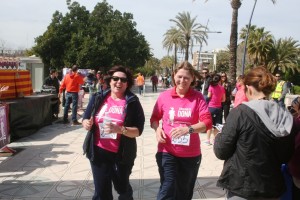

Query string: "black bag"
[82, 92, 104, 160]
[82, 124, 95, 157]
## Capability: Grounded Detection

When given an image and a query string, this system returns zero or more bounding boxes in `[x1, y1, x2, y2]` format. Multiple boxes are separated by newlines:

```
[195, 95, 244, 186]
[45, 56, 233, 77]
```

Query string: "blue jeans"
[63, 92, 78, 122]
[138, 86, 143, 95]
[156, 152, 201, 200]
[90, 146, 133, 200]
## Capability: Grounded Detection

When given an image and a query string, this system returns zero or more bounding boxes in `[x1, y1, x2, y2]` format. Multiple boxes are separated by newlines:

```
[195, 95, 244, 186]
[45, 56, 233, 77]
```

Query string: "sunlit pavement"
[0, 80, 225, 200]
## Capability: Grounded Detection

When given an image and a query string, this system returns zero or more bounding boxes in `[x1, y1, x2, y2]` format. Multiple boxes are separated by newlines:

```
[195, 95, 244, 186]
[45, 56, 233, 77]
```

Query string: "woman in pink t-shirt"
[234, 75, 248, 107]
[150, 61, 212, 200]
[205, 74, 225, 145]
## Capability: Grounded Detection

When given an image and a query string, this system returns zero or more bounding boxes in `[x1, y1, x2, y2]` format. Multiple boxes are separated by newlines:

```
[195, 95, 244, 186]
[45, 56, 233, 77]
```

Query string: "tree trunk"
[229, 0, 241, 84]
[174, 44, 178, 71]
[185, 36, 190, 61]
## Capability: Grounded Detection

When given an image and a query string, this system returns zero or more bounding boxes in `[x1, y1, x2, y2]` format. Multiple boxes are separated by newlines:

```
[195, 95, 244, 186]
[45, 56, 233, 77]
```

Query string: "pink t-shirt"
[150, 87, 212, 157]
[234, 85, 248, 107]
[208, 85, 225, 108]
[94, 95, 126, 153]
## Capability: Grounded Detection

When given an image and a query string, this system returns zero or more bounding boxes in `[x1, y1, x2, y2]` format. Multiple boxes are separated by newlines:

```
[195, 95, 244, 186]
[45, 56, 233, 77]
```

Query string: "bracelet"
[121, 126, 127, 135]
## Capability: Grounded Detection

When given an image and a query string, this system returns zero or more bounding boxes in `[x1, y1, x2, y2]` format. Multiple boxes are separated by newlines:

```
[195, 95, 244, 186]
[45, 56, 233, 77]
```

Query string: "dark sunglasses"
[111, 76, 128, 83]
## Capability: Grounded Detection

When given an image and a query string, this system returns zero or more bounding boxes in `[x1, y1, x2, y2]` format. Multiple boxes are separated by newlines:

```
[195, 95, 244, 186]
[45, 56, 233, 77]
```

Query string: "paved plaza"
[0, 81, 226, 200]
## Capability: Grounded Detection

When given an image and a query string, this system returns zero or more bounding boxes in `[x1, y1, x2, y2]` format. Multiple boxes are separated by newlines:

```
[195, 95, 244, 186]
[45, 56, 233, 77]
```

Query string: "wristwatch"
[121, 126, 127, 135]
[187, 125, 194, 134]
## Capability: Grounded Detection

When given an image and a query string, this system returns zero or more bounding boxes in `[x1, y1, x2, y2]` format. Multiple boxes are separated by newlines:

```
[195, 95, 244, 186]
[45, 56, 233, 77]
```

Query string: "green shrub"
[293, 85, 300, 94]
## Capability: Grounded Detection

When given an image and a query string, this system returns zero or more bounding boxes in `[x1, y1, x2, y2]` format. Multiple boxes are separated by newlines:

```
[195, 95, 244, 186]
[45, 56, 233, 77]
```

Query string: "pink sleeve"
[208, 86, 212, 93]
[150, 95, 163, 125]
[200, 112, 213, 130]
[198, 95, 213, 130]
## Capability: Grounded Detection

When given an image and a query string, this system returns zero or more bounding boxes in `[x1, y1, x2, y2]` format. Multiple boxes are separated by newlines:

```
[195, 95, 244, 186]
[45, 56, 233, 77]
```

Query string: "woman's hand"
[155, 127, 166, 143]
[82, 117, 93, 130]
[170, 126, 188, 139]
[103, 122, 121, 134]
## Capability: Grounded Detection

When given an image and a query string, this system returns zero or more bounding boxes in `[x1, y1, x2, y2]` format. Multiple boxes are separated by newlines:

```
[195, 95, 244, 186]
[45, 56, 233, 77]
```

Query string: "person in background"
[136, 72, 144, 96]
[200, 67, 211, 103]
[220, 72, 232, 122]
[271, 72, 288, 108]
[86, 70, 97, 101]
[43, 68, 60, 119]
[101, 75, 111, 92]
[44, 68, 60, 94]
[150, 74, 158, 92]
[82, 65, 145, 200]
[150, 61, 212, 200]
[233, 75, 248, 107]
[59, 65, 85, 125]
[214, 66, 295, 199]
[205, 74, 225, 145]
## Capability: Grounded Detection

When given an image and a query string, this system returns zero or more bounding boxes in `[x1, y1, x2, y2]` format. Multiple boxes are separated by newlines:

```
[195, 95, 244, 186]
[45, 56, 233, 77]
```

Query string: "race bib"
[171, 134, 190, 146]
[98, 122, 117, 139]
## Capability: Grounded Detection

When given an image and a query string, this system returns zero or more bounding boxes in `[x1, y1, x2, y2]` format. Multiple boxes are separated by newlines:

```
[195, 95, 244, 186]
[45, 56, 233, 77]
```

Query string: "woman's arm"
[214, 108, 240, 160]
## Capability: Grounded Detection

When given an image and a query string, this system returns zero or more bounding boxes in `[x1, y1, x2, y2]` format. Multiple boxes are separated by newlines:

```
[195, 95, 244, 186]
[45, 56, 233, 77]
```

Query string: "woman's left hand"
[170, 126, 188, 139]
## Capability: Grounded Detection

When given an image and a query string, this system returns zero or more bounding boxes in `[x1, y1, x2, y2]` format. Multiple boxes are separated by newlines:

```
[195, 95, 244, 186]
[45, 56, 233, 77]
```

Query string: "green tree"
[33, 1, 151, 71]
[162, 27, 185, 70]
[267, 37, 299, 74]
[215, 50, 230, 73]
[247, 27, 274, 66]
[204, 0, 276, 82]
[169, 11, 207, 61]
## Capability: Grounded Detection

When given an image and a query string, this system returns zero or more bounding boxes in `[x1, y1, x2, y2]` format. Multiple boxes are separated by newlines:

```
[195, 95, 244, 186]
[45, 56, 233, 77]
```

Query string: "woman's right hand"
[155, 127, 166, 143]
[82, 117, 93, 130]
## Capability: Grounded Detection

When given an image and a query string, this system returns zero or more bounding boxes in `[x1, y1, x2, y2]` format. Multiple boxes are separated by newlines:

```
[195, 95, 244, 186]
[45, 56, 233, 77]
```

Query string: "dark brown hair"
[211, 74, 221, 86]
[107, 65, 134, 89]
[171, 61, 200, 86]
[244, 66, 276, 96]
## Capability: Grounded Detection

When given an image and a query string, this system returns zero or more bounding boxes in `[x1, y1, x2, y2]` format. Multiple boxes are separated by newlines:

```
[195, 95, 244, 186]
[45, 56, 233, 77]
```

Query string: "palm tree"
[247, 27, 274, 66]
[169, 11, 207, 61]
[204, 0, 276, 82]
[162, 27, 185, 70]
[267, 37, 299, 74]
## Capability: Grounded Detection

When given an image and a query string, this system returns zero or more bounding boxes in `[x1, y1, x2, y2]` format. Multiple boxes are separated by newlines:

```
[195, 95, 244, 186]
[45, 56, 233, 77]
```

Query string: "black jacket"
[83, 89, 145, 165]
[214, 104, 295, 198]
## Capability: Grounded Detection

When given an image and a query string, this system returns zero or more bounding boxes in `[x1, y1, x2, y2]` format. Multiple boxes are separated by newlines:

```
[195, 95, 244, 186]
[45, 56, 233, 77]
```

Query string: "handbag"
[82, 124, 95, 157]
[82, 92, 104, 159]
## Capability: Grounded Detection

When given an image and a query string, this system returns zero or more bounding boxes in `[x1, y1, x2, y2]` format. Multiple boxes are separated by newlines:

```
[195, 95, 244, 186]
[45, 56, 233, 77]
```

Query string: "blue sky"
[0, 0, 299, 59]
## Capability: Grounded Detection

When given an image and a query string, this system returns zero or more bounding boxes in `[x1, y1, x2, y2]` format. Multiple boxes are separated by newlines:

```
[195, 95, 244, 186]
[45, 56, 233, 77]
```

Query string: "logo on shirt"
[108, 106, 123, 115]
[177, 108, 191, 117]
[168, 107, 192, 123]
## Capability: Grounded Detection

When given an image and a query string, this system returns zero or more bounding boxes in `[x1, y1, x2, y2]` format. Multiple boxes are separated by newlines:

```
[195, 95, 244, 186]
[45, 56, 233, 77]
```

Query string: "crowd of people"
[43, 62, 299, 200]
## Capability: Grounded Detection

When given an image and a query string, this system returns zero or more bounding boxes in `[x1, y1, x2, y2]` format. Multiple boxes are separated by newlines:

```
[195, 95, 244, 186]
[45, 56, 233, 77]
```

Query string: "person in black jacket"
[214, 66, 295, 199]
[43, 68, 60, 119]
[82, 65, 145, 200]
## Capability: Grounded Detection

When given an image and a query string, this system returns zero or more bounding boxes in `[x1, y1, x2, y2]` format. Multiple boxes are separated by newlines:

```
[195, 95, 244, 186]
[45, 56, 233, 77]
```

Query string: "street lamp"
[241, 0, 258, 75]
[197, 31, 222, 71]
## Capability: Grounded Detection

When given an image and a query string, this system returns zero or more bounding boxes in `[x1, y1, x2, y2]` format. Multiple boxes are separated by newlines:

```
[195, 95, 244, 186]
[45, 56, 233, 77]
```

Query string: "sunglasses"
[111, 76, 128, 83]
[275, 76, 281, 77]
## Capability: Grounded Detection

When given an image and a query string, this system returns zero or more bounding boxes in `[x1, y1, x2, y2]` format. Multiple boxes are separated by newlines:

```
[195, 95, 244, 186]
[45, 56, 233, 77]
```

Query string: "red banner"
[0, 104, 10, 149]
